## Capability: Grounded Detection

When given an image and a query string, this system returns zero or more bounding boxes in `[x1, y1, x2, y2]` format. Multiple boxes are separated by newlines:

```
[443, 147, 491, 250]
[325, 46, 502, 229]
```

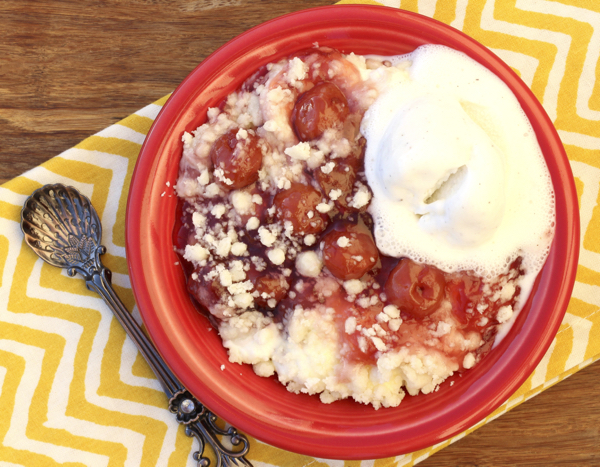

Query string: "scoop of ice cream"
[361, 44, 554, 280]
[373, 93, 506, 247]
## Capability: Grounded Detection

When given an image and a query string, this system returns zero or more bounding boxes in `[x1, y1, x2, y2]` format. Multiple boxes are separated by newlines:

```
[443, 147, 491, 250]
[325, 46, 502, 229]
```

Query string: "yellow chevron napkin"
[1, 1, 598, 466]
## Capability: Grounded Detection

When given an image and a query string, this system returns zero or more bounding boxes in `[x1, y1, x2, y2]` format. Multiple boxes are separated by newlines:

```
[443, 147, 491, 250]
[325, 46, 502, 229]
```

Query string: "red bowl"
[126, 5, 579, 460]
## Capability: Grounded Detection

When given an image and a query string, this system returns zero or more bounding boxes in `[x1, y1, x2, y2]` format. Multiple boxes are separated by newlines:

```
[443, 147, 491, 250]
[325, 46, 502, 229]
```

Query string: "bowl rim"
[125, 4, 580, 460]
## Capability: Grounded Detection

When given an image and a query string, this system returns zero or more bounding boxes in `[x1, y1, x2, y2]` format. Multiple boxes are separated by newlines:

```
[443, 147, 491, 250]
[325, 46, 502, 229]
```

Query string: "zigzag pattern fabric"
[1, 0, 598, 465]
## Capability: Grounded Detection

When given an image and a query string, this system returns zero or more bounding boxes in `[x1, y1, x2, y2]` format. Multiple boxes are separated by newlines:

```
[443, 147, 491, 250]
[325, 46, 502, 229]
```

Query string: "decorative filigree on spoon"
[21, 183, 252, 467]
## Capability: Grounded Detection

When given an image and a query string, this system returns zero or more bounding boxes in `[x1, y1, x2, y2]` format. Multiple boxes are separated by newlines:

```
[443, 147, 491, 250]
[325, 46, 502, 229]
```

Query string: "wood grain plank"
[0, 0, 337, 184]
[420, 361, 600, 466]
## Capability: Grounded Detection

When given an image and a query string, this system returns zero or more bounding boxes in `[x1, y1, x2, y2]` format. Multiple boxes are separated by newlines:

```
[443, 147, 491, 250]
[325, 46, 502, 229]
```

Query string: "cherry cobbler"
[175, 45, 554, 408]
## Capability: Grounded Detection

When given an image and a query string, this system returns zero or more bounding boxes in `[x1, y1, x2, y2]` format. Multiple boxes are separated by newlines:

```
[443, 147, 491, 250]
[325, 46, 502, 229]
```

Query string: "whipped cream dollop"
[362, 45, 554, 285]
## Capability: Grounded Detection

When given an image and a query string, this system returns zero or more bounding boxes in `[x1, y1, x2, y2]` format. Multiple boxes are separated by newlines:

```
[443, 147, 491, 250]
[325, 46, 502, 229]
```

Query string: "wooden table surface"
[2, 1, 598, 465]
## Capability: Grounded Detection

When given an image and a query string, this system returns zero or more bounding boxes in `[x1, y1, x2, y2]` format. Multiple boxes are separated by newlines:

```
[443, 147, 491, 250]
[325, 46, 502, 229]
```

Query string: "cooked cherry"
[316, 163, 356, 208]
[343, 135, 366, 170]
[274, 183, 328, 235]
[315, 138, 366, 210]
[289, 48, 362, 91]
[254, 272, 290, 309]
[209, 129, 263, 190]
[385, 259, 446, 319]
[291, 82, 349, 142]
[187, 267, 226, 313]
[341, 113, 362, 142]
[289, 48, 344, 82]
[446, 274, 482, 324]
[322, 224, 378, 280]
[242, 65, 269, 92]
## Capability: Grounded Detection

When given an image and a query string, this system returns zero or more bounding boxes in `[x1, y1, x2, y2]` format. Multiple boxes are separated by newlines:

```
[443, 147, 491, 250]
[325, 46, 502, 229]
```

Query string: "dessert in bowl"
[126, 5, 579, 459]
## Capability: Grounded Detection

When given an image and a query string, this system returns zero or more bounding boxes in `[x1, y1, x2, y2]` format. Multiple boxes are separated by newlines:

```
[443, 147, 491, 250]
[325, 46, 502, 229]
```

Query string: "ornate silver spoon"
[20, 183, 252, 467]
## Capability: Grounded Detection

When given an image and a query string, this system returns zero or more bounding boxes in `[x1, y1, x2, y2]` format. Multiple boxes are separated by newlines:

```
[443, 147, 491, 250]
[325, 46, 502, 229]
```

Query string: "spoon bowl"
[21, 184, 103, 275]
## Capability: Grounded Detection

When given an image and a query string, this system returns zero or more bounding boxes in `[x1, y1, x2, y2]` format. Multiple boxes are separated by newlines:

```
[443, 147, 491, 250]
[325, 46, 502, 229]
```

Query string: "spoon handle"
[21, 184, 251, 466]
[86, 262, 252, 467]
